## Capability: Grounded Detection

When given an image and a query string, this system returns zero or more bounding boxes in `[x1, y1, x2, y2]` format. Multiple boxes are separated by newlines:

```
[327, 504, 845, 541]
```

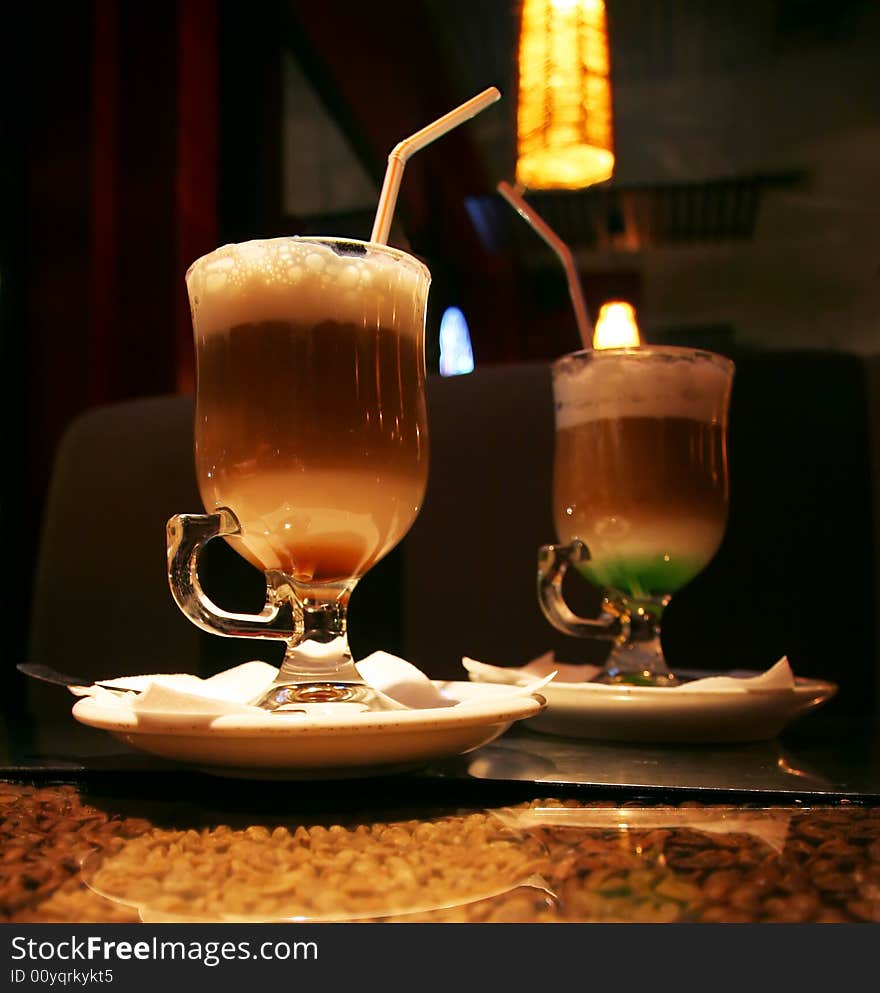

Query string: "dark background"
[2, 0, 879, 731]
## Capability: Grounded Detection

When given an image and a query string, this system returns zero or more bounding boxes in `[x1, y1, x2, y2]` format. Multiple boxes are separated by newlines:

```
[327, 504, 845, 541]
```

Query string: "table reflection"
[2, 783, 878, 923]
[80, 812, 548, 923]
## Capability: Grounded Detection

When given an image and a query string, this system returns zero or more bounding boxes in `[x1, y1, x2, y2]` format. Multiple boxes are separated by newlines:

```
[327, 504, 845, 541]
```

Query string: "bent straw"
[496, 181, 593, 349]
[370, 87, 501, 245]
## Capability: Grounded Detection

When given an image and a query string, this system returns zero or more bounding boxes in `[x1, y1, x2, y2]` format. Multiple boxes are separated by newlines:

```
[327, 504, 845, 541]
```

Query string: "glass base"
[251, 630, 408, 713]
[594, 666, 679, 687]
[253, 681, 404, 712]
[595, 632, 680, 687]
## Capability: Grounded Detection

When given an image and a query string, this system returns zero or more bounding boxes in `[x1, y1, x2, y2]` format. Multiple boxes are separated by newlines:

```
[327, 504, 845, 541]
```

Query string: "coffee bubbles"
[187, 238, 428, 338]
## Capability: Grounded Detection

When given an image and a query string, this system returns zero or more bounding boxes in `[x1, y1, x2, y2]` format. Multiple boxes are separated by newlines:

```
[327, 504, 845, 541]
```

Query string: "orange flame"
[592, 301, 641, 349]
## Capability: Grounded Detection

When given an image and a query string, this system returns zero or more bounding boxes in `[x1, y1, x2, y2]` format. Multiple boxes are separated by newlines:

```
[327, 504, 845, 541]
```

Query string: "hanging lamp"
[516, 0, 615, 190]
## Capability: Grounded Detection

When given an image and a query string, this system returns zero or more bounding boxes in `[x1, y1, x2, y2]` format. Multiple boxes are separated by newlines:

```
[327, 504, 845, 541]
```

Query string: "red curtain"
[8, 1, 219, 690]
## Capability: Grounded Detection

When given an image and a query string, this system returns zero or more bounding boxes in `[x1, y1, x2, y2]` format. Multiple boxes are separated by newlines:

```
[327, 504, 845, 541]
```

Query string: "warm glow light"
[516, 0, 614, 190]
[592, 301, 641, 349]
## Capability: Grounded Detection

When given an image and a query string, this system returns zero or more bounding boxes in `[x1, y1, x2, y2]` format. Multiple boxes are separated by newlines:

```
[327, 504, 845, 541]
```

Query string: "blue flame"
[439, 306, 475, 377]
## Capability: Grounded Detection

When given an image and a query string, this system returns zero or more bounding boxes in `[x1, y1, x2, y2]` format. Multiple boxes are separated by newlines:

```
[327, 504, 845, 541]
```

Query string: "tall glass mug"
[167, 238, 430, 711]
[538, 346, 734, 685]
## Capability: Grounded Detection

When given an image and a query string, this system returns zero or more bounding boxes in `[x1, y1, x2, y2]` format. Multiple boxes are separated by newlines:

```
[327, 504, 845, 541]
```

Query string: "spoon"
[17, 663, 145, 695]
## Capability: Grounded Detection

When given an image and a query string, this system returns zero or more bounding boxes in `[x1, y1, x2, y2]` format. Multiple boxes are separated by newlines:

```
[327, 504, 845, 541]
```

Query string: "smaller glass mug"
[167, 237, 430, 711]
[538, 346, 734, 685]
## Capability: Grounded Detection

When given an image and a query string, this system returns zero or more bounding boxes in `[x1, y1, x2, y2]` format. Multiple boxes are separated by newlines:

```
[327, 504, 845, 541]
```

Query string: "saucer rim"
[469, 670, 837, 698]
[466, 669, 837, 742]
[537, 676, 837, 697]
[72, 680, 546, 739]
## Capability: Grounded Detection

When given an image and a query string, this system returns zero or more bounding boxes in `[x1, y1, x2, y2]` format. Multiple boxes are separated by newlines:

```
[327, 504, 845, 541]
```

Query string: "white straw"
[496, 181, 593, 349]
[370, 87, 501, 245]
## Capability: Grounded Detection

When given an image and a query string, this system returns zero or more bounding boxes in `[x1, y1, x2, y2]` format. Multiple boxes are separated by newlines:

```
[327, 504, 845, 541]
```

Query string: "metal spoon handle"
[17, 663, 142, 694]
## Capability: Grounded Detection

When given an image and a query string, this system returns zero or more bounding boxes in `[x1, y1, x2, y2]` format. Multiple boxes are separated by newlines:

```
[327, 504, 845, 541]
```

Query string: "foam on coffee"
[553, 348, 733, 430]
[187, 237, 430, 338]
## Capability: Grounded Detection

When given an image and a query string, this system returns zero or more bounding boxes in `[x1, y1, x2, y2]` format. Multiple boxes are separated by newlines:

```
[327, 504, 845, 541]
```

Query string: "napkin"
[71, 652, 550, 719]
[463, 652, 599, 686]
[463, 654, 798, 693]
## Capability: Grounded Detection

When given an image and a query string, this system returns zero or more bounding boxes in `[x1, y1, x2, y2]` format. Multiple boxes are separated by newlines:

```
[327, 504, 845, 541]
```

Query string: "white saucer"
[467, 671, 836, 743]
[72, 682, 546, 778]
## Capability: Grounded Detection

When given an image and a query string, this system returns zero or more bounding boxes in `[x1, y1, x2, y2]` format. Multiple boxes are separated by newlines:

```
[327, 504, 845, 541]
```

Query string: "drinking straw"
[496, 181, 593, 349]
[370, 86, 502, 245]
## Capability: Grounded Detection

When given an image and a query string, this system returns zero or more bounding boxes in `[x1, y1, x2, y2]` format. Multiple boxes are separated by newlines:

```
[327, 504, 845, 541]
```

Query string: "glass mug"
[538, 346, 734, 685]
[167, 237, 430, 711]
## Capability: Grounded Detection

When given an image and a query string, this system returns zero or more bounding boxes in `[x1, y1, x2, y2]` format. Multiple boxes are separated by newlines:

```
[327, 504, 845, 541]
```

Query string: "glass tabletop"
[2, 779, 878, 924]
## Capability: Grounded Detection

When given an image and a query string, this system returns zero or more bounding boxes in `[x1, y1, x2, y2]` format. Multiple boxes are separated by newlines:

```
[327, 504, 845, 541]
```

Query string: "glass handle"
[166, 508, 296, 640]
[537, 540, 623, 641]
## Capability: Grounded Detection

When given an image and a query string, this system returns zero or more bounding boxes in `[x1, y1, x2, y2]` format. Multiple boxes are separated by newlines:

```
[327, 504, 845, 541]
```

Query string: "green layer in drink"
[575, 554, 707, 601]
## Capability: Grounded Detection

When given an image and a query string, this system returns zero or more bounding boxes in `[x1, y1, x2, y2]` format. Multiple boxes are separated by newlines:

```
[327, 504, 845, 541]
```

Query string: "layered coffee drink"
[186, 238, 430, 585]
[552, 347, 733, 602]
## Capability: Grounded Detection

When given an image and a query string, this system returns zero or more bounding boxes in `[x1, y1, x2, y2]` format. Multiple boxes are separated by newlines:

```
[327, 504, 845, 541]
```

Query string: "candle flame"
[592, 301, 641, 349]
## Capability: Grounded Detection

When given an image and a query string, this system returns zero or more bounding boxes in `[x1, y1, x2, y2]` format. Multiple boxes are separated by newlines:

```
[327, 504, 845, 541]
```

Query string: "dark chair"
[25, 396, 206, 754]
[662, 347, 877, 717]
[24, 352, 879, 755]
[402, 362, 607, 676]
[410, 352, 879, 719]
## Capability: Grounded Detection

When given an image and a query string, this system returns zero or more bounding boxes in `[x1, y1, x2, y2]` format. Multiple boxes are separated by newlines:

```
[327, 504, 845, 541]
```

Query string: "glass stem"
[276, 585, 363, 686]
[602, 597, 676, 685]
[251, 580, 381, 708]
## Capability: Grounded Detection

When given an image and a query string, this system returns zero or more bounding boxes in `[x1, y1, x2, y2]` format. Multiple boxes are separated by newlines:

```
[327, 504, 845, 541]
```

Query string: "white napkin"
[463, 654, 798, 693]
[71, 652, 550, 718]
[464, 652, 599, 686]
